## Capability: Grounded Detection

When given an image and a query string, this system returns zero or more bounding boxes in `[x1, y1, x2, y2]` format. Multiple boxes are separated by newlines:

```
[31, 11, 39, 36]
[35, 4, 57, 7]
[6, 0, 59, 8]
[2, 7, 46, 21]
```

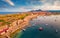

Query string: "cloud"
[43, 0, 60, 10]
[0, 0, 60, 12]
[18, 6, 34, 12]
[25, 0, 60, 10]
[54, 1, 60, 6]
[30, 0, 60, 10]
[5, 0, 14, 6]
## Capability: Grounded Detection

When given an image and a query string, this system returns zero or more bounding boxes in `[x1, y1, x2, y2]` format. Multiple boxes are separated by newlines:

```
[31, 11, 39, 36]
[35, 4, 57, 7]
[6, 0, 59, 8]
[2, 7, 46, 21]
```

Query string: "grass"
[0, 20, 5, 22]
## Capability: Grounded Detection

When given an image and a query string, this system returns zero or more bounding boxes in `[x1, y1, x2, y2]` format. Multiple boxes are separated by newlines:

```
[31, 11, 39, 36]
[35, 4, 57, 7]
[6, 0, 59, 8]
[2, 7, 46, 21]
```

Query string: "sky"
[0, 0, 60, 12]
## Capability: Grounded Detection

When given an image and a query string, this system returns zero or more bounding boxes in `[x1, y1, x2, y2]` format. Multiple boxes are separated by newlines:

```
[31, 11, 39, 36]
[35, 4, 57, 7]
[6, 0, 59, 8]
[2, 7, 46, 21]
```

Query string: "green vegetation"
[19, 14, 29, 19]
[0, 20, 11, 27]
[0, 20, 5, 22]
[0, 13, 29, 27]
[10, 29, 22, 38]
[5, 22, 11, 24]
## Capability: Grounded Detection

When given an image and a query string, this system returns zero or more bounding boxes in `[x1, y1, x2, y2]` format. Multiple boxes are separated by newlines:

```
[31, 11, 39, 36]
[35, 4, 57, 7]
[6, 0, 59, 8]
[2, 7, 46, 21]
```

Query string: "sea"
[0, 12, 21, 14]
[13, 15, 60, 38]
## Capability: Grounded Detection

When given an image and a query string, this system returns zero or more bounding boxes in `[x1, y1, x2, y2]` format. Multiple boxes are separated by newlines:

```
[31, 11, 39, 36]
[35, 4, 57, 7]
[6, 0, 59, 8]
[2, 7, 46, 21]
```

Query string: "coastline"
[0, 14, 38, 38]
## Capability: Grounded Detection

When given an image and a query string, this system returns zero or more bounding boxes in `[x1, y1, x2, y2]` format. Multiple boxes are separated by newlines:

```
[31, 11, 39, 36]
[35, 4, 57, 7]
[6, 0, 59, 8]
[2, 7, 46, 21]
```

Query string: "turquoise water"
[15, 15, 60, 38]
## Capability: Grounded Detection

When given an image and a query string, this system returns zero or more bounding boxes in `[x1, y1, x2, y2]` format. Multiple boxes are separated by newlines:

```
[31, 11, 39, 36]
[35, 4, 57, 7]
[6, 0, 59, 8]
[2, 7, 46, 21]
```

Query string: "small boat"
[22, 29, 26, 31]
[56, 29, 58, 33]
[45, 24, 48, 26]
[32, 24, 35, 27]
[55, 19, 57, 22]
[39, 27, 43, 31]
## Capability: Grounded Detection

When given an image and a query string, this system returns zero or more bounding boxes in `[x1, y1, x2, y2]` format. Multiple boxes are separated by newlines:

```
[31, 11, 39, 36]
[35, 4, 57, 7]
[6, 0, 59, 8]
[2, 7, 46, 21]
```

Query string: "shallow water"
[14, 15, 60, 38]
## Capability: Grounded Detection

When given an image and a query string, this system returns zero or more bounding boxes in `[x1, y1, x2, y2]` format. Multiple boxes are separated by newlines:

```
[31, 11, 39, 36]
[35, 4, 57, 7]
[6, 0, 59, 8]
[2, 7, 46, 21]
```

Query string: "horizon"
[0, 0, 60, 12]
[0, 10, 60, 14]
[0, 10, 60, 12]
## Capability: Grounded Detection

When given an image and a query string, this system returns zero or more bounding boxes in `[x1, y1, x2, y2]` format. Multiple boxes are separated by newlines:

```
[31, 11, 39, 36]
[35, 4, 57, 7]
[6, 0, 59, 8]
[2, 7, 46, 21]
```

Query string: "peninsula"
[0, 13, 38, 38]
